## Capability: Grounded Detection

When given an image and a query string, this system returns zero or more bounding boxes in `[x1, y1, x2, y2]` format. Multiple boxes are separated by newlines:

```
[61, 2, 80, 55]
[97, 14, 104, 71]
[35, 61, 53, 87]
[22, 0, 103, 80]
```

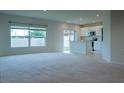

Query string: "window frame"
[10, 22, 47, 48]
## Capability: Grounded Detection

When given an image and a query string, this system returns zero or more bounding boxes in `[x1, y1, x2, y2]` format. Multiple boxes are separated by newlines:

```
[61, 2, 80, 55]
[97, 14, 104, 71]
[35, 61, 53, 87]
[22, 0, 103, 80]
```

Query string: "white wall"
[0, 14, 80, 56]
[96, 10, 124, 63]
[111, 11, 124, 63]
[102, 11, 111, 62]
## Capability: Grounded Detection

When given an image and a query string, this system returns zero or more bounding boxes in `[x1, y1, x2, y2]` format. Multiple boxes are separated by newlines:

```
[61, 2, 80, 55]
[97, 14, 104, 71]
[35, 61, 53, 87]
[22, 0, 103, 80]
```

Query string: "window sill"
[10, 46, 46, 48]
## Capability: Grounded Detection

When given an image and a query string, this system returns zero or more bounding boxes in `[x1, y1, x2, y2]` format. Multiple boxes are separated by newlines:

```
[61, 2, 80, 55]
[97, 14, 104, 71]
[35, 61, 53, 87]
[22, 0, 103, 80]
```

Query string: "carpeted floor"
[0, 53, 124, 83]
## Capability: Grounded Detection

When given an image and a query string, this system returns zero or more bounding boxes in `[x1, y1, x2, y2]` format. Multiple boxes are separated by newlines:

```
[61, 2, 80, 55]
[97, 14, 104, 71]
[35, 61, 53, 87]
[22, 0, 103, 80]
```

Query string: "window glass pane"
[30, 30, 46, 46]
[11, 29, 29, 47]
[10, 23, 47, 47]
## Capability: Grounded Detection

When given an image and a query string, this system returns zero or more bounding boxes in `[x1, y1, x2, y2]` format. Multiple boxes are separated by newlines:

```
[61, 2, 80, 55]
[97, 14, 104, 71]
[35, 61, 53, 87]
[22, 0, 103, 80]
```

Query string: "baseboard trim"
[111, 61, 124, 65]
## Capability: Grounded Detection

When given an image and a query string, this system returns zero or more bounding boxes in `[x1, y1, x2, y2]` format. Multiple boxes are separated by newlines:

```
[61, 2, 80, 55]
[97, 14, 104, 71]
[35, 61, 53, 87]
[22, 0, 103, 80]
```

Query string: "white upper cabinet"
[80, 26, 102, 37]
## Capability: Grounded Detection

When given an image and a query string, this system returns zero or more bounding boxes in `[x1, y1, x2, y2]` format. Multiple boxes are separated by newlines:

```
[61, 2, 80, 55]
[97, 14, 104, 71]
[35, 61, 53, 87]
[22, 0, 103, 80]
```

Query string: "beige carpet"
[0, 53, 124, 83]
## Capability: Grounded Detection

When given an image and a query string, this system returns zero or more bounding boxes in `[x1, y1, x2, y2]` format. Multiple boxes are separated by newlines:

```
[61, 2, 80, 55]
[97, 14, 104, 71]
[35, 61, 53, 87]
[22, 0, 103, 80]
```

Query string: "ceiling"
[0, 10, 103, 25]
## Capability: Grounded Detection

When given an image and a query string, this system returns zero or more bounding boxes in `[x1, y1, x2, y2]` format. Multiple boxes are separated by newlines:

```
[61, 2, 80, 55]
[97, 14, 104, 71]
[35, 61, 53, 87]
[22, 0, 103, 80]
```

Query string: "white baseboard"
[111, 61, 124, 65]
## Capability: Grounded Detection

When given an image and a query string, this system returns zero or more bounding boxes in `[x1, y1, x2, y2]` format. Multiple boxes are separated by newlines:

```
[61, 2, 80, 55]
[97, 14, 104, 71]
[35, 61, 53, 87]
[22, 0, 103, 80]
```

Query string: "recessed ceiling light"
[43, 10, 47, 12]
[96, 14, 99, 17]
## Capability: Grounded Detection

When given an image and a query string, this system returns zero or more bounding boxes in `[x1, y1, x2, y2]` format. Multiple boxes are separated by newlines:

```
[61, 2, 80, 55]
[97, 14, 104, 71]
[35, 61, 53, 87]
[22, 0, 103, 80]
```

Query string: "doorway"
[63, 30, 76, 53]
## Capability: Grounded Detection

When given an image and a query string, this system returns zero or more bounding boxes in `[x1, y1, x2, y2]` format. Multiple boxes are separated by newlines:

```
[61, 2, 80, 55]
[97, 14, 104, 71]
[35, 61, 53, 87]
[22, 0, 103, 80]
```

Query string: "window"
[10, 22, 47, 48]
[30, 30, 46, 46]
[11, 28, 29, 47]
